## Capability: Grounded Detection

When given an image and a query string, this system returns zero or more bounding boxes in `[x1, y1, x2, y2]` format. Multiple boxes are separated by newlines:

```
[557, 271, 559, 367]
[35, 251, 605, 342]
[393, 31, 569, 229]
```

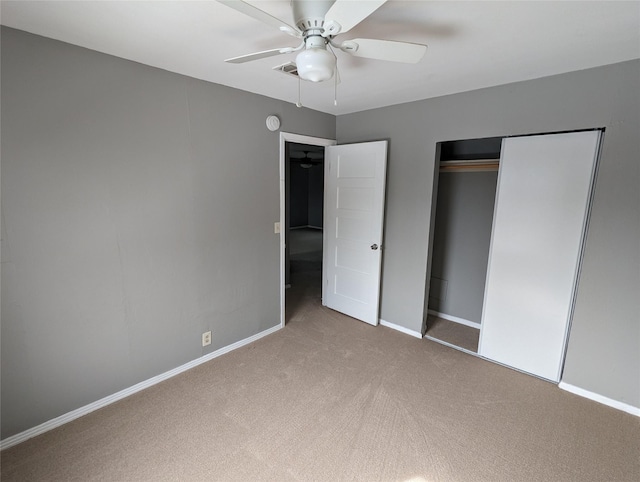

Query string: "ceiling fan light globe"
[295, 48, 335, 82]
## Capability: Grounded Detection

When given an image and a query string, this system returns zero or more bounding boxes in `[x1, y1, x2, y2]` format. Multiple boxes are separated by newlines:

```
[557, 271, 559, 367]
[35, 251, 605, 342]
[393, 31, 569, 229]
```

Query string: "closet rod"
[439, 159, 499, 172]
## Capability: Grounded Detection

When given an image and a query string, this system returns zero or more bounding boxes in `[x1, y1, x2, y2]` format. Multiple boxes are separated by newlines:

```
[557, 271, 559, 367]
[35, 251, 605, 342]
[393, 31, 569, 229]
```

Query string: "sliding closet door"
[479, 131, 600, 381]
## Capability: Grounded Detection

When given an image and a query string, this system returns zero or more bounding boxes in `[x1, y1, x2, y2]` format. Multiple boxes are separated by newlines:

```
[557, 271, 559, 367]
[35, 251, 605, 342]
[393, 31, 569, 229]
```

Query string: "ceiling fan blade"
[225, 47, 293, 64]
[217, 0, 301, 38]
[344, 38, 427, 63]
[323, 0, 387, 36]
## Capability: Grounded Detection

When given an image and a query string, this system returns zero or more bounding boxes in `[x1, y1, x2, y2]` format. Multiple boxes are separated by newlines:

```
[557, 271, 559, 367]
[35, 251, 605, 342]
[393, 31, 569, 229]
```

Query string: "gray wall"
[337, 60, 640, 409]
[289, 162, 324, 229]
[0, 27, 335, 438]
[290, 163, 310, 227]
[429, 171, 498, 323]
[307, 164, 324, 228]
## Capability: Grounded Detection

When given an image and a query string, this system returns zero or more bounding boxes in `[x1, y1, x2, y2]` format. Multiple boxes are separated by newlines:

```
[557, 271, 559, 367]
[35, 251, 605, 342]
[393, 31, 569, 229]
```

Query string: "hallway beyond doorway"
[286, 228, 322, 325]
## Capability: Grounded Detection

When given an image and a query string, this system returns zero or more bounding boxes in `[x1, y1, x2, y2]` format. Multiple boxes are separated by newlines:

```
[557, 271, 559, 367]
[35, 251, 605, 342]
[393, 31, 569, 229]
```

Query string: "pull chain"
[329, 44, 339, 107]
[296, 75, 302, 108]
[334, 65, 338, 106]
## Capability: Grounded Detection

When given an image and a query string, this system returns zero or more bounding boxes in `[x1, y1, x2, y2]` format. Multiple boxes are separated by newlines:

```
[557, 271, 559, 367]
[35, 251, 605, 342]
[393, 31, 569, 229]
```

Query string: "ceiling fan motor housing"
[292, 0, 334, 33]
[292, 1, 336, 81]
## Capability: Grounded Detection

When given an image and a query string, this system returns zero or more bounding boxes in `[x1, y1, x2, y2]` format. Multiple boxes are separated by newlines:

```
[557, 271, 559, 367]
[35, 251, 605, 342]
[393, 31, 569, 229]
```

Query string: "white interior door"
[479, 131, 601, 381]
[323, 141, 388, 325]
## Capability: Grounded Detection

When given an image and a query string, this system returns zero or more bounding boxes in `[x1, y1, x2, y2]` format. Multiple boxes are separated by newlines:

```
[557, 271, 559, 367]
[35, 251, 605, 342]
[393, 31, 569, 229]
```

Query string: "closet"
[427, 130, 602, 382]
[426, 137, 502, 353]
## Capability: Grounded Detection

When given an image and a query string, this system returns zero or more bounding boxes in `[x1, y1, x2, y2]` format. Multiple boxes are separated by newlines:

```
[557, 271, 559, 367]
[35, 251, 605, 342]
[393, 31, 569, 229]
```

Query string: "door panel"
[324, 141, 388, 325]
[479, 131, 601, 381]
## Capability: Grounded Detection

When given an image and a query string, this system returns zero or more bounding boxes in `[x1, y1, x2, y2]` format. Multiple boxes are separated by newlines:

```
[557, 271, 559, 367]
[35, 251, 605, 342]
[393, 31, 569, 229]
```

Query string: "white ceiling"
[2, 1, 639, 115]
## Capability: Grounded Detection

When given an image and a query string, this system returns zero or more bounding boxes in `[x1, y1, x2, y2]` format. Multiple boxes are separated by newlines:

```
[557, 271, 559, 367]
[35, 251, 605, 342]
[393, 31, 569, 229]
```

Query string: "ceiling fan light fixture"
[295, 47, 335, 82]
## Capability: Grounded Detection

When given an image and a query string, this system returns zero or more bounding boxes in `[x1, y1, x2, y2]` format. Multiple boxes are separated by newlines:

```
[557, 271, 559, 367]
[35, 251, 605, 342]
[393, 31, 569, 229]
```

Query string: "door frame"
[279, 132, 336, 328]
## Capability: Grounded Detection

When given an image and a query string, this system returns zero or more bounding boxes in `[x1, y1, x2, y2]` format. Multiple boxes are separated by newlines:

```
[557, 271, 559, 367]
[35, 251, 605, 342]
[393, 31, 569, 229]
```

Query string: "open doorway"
[285, 142, 325, 324]
[279, 133, 336, 328]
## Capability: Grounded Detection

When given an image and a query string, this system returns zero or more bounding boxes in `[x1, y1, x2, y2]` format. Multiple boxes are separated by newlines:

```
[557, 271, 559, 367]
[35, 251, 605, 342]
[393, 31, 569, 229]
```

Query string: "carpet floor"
[2, 255, 639, 481]
[425, 315, 480, 353]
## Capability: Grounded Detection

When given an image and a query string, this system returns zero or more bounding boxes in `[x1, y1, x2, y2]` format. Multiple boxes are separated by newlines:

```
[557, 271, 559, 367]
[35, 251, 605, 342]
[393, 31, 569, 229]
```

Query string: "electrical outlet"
[274, 222, 280, 234]
[202, 331, 211, 347]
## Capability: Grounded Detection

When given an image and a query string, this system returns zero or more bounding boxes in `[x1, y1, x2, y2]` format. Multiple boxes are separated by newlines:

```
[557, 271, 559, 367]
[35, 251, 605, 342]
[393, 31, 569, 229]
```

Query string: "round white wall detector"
[266, 115, 281, 131]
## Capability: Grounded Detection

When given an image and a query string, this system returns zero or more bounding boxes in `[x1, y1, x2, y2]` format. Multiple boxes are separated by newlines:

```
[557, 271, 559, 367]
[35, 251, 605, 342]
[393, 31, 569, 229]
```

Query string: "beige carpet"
[425, 315, 480, 353]
[2, 262, 639, 481]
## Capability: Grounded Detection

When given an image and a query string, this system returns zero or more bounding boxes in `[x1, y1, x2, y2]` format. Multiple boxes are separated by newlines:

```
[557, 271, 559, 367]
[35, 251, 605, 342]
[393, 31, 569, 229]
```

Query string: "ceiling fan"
[218, 0, 427, 83]
[290, 148, 324, 167]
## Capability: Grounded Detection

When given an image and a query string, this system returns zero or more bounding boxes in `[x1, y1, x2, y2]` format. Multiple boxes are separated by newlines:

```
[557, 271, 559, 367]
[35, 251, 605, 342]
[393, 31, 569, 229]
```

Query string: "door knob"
[371, 244, 378, 250]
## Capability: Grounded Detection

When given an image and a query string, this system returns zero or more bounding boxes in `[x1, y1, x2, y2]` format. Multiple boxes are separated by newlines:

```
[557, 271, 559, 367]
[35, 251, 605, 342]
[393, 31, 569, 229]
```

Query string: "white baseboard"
[290, 225, 323, 230]
[427, 310, 481, 329]
[379, 319, 423, 339]
[558, 382, 640, 417]
[0, 324, 282, 451]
